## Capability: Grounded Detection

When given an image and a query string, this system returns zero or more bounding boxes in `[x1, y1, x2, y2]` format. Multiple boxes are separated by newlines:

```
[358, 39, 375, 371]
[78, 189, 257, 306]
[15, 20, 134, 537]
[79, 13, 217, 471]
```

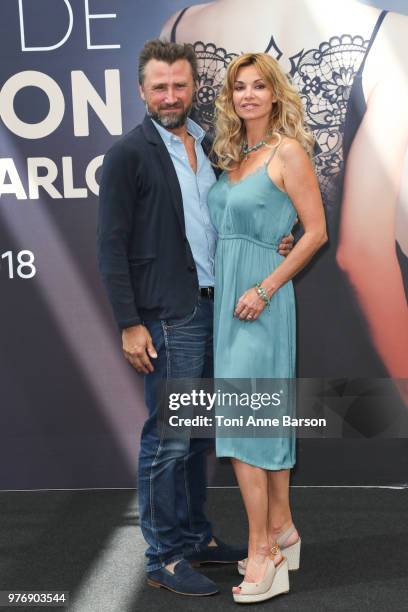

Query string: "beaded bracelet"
[255, 282, 271, 309]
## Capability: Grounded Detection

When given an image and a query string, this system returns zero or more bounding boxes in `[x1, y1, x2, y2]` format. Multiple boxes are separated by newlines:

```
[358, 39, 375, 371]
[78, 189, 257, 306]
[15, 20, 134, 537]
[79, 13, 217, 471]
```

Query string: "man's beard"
[147, 103, 191, 129]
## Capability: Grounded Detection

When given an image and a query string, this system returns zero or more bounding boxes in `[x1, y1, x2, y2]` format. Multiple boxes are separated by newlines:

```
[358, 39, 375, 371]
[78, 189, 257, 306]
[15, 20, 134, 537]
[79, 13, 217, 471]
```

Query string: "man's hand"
[277, 233, 295, 257]
[122, 325, 157, 374]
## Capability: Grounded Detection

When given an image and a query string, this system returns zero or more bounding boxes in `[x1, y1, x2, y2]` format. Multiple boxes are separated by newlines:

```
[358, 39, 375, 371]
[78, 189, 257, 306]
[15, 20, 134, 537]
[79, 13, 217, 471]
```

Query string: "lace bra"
[171, 8, 388, 225]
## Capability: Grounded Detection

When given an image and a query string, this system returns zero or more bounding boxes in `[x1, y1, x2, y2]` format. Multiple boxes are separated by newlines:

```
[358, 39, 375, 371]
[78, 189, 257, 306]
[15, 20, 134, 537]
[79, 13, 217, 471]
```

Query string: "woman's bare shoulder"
[278, 136, 306, 161]
[382, 9, 408, 30]
[367, 9, 408, 84]
[160, 8, 183, 41]
[368, 9, 408, 52]
[381, 10, 408, 55]
[160, 3, 215, 41]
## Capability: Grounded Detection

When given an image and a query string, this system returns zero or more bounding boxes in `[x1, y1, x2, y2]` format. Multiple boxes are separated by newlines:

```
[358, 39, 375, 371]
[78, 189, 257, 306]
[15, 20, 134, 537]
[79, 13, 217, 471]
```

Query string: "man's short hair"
[138, 39, 198, 85]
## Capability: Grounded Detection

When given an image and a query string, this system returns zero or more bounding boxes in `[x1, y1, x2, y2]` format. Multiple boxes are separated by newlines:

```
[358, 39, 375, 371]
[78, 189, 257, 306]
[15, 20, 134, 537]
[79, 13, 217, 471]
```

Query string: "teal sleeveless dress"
[207, 149, 297, 470]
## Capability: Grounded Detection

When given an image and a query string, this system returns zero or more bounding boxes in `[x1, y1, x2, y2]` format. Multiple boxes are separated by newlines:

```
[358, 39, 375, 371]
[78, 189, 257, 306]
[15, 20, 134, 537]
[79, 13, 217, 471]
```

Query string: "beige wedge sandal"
[237, 524, 301, 576]
[233, 545, 290, 604]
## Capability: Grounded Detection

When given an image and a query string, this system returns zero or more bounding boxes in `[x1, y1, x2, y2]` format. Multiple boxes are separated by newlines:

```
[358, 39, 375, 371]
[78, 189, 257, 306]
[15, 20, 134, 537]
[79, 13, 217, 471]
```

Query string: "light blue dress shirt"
[151, 117, 217, 287]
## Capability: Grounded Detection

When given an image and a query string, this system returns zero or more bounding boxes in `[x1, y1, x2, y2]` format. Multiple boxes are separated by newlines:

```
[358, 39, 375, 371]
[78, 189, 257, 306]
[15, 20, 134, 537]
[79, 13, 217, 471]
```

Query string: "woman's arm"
[336, 70, 408, 379]
[261, 139, 328, 293]
[234, 139, 326, 321]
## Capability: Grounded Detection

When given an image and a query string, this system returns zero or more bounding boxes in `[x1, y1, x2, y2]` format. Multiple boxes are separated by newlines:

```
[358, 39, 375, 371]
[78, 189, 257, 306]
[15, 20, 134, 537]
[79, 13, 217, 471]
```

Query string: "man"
[97, 39, 293, 596]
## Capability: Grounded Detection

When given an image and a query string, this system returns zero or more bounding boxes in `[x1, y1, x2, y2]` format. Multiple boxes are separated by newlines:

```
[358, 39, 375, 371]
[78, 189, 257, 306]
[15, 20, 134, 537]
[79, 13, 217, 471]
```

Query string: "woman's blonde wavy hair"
[212, 53, 314, 170]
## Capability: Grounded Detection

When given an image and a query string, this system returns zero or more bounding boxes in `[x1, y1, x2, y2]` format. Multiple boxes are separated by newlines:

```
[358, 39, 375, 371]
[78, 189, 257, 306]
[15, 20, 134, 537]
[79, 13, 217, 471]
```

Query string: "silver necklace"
[242, 136, 270, 160]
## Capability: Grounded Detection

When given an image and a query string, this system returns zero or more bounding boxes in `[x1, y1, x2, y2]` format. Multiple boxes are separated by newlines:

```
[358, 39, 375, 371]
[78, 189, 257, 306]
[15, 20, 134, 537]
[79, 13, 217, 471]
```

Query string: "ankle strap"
[277, 524, 296, 546]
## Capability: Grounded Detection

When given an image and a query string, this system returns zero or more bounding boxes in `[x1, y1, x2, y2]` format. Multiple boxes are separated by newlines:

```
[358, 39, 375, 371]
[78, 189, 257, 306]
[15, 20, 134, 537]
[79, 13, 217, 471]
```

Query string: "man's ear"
[139, 84, 145, 102]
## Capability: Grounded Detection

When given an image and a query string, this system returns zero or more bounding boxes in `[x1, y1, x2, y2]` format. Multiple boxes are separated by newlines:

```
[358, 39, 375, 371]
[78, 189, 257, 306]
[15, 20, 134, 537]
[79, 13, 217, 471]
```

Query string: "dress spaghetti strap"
[358, 10, 388, 75]
[342, 10, 388, 162]
[265, 134, 282, 168]
[170, 7, 190, 42]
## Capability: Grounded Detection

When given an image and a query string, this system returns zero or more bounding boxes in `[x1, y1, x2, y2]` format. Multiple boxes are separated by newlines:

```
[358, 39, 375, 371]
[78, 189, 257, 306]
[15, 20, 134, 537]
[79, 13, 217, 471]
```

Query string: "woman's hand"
[234, 287, 266, 321]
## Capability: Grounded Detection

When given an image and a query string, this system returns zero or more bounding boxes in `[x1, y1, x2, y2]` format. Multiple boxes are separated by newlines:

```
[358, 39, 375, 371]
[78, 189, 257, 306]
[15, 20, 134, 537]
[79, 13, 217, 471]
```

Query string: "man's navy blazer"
[97, 115, 217, 330]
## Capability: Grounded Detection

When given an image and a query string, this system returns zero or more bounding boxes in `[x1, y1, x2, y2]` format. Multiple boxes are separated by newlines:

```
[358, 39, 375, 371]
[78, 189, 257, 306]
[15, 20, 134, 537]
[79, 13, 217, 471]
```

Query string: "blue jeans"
[138, 295, 214, 572]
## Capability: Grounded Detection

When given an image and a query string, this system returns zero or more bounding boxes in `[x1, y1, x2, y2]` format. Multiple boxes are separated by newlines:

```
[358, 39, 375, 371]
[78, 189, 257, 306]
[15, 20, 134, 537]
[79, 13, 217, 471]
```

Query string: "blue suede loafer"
[185, 536, 248, 566]
[147, 559, 219, 596]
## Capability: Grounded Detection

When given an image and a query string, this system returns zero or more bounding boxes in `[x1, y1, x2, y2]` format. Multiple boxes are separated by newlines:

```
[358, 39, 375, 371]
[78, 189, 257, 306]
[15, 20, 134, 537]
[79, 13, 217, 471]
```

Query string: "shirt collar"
[151, 116, 205, 146]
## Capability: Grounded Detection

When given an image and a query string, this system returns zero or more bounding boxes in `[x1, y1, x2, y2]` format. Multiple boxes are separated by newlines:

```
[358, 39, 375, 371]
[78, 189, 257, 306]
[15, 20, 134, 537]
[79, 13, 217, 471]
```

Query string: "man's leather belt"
[199, 287, 214, 300]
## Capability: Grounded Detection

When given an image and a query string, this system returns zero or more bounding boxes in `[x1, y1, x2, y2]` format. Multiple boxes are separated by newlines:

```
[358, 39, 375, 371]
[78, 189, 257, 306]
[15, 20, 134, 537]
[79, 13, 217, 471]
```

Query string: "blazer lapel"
[142, 115, 186, 236]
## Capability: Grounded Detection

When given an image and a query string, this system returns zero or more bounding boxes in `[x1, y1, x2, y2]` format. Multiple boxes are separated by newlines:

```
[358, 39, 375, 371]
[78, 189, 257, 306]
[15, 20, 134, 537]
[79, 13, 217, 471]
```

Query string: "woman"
[162, 0, 408, 392]
[207, 53, 327, 603]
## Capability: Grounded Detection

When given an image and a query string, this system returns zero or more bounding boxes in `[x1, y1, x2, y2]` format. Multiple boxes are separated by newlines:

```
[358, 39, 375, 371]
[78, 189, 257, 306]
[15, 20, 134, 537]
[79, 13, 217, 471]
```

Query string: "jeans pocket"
[163, 305, 198, 329]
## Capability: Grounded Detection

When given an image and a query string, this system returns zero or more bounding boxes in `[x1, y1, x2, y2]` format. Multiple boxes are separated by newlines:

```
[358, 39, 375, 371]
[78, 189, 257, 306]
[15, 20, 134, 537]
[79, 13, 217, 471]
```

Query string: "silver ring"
[247, 314, 253, 320]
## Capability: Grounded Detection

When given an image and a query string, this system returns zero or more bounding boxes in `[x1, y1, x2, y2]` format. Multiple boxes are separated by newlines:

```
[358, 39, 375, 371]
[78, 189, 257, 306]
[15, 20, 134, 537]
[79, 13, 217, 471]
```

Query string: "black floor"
[0, 488, 407, 611]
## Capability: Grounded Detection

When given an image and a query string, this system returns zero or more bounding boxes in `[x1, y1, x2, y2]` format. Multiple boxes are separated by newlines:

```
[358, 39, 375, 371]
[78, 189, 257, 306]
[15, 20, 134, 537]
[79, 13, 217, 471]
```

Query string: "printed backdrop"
[0, 0, 407, 489]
